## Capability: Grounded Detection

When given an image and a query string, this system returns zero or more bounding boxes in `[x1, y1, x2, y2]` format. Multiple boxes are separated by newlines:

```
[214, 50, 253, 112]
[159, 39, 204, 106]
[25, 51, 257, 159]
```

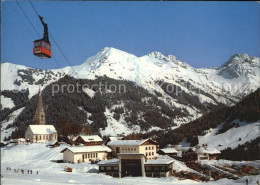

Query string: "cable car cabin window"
[34, 42, 41, 47]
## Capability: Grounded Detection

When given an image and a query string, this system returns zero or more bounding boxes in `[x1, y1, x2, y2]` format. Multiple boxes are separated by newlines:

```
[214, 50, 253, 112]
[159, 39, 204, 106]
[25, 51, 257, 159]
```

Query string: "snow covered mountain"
[1, 47, 260, 140]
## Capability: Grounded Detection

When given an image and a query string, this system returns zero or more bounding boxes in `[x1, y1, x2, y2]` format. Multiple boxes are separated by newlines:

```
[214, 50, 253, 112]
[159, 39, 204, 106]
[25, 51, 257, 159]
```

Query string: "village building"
[98, 154, 174, 178]
[46, 140, 60, 148]
[73, 135, 103, 146]
[196, 147, 221, 161]
[25, 125, 57, 143]
[61, 145, 112, 163]
[10, 138, 26, 144]
[107, 139, 158, 159]
[24, 89, 58, 143]
[157, 148, 179, 158]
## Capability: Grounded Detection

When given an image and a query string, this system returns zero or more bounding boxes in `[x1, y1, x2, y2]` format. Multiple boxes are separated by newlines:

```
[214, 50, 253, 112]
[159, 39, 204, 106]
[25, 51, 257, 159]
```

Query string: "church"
[25, 89, 57, 143]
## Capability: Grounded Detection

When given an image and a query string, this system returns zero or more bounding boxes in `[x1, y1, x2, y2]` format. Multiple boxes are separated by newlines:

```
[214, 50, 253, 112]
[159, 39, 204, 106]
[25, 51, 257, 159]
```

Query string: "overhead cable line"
[16, 0, 40, 37]
[15, 0, 67, 76]
[29, 0, 80, 78]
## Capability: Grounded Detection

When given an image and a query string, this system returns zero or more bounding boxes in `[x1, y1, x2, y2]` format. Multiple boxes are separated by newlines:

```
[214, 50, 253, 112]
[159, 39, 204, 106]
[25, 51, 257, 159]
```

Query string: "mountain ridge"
[1, 47, 260, 141]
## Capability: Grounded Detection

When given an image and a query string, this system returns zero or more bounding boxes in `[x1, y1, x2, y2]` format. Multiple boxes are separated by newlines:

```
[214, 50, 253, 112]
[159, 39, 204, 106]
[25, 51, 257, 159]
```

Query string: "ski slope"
[198, 120, 260, 150]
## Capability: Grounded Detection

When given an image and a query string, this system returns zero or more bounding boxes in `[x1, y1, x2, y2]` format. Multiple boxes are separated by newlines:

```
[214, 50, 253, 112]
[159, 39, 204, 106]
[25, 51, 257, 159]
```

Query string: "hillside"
[1, 47, 260, 141]
[146, 88, 260, 151]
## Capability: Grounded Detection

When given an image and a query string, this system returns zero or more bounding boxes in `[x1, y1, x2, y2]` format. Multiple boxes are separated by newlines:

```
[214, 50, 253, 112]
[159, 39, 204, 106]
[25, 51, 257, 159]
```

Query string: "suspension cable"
[15, 0, 68, 76]
[28, 0, 80, 78]
[16, 0, 40, 37]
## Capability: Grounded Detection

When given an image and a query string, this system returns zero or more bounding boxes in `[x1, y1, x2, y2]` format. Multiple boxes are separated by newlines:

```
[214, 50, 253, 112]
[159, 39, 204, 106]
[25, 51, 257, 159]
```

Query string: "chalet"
[157, 148, 178, 158]
[98, 154, 174, 178]
[46, 141, 60, 147]
[107, 139, 158, 159]
[73, 135, 103, 146]
[196, 147, 221, 161]
[61, 145, 112, 163]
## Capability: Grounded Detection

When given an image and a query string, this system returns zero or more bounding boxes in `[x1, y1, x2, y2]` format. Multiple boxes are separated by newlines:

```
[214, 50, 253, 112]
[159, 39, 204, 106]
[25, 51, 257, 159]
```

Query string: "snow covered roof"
[10, 138, 26, 142]
[61, 145, 112, 153]
[79, 135, 103, 142]
[47, 140, 59, 145]
[109, 136, 123, 141]
[159, 148, 178, 154]
[196, 147, 221, 154]
[107, 139, 155, 146]
[18, 138, 26, 141]
[28, 125, 57, 134]
[145, 159, 174, 165]
[174, 146, 195, 152]
[97, 159, 119, 165]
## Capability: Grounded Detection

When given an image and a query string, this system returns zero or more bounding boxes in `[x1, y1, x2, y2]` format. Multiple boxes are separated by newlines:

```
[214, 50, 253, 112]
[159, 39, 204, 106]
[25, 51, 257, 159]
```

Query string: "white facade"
[107, 139, 158, 159]
[25, 125, 57, 143]
[62, 146, 112, 164]
[196, 147, 221, 161]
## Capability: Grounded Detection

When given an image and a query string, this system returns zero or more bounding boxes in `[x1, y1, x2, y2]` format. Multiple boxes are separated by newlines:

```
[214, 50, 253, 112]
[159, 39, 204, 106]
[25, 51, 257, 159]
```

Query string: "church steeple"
[33, 87, 46, 125]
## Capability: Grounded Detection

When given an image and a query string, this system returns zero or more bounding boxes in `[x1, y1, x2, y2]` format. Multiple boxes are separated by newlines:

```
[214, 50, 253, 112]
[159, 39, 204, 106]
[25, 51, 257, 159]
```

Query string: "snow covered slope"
[198, 120, 260, 150]
[1, 47, 259, 139]
[2, 48, 259, 102]
[1, 143, 258, 184]
[1, 62, 65, 99]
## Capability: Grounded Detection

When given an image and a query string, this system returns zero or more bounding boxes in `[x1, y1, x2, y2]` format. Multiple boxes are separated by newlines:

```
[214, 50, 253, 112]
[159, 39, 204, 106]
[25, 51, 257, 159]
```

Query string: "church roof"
[28, 125, 57, 134]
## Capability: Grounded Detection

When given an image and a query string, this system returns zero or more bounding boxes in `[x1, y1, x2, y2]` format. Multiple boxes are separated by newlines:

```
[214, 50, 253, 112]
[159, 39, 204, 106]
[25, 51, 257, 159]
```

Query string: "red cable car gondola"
[33, 15, 51, 58]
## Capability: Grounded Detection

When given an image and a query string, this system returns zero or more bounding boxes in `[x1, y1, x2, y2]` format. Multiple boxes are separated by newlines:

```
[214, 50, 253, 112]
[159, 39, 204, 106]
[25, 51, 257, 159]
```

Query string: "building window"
[101, 167, 104, 170]
[114, 166, 118, 170]
[107, 167, 111, 171]
[40, 135, 41, 140]
[96, 153, 98, 158]
[149, 146, 151, 150]
[88, 154, 90, 158]
[145, 147, 148, 150]
[134, 148, 136, 151]
[146, 152, 148, 156]
[146, 166, 151, 171]
[152, 152, 154, 155]
[154, 166, 159, 170]
[152, 146, 154, 150]
[149, 152, 151, 156]
[161, 166, 165, 170]
[85, 154, 88, 158]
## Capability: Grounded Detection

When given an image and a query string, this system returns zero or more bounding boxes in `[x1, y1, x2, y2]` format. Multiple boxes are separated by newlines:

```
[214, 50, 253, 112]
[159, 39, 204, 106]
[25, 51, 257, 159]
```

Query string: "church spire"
[33, 87, 46, 125]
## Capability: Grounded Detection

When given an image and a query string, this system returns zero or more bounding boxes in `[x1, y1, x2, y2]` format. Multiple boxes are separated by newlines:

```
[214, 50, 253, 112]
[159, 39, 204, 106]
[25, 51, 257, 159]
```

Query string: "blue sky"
[1, 1, 259, 69]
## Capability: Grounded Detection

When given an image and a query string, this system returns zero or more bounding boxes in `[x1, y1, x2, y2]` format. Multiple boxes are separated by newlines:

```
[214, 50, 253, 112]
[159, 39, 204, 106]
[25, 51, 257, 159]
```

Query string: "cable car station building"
[98, 154, 174, 178]
[98, 139, 174, 178]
